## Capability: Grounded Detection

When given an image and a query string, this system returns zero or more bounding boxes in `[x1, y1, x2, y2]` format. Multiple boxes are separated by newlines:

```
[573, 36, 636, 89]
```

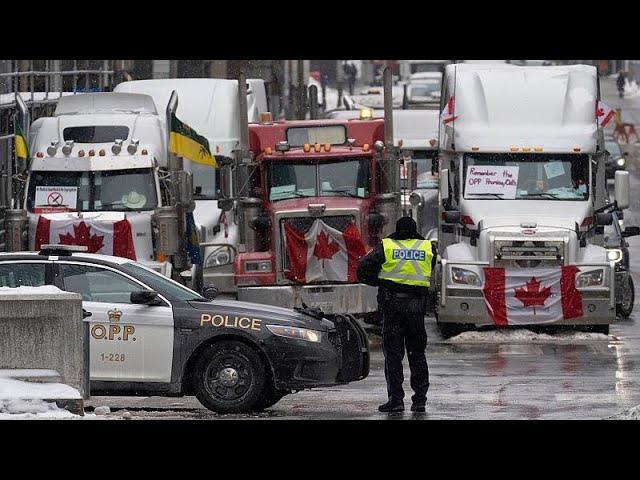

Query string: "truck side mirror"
[614, 170, 630, 210]
[440, 168, 450, 201]
[596, 213, 613, 226]
[623, 226, 640, 238]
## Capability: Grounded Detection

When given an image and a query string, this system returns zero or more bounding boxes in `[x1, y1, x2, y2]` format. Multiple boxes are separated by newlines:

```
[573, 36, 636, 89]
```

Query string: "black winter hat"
[396, 216, 418, 235]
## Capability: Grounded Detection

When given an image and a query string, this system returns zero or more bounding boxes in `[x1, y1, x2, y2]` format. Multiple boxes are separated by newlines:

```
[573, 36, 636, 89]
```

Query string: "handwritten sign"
[35, 186, 78, 209]
[465, 166, 519, 199]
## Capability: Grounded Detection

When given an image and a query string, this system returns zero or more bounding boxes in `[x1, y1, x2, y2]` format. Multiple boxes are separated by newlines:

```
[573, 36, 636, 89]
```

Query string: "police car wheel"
[193, 341, 266, 413]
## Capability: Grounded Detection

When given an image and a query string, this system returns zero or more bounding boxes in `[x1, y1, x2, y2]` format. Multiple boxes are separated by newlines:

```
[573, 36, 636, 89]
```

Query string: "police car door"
[56, 261, 174, 382]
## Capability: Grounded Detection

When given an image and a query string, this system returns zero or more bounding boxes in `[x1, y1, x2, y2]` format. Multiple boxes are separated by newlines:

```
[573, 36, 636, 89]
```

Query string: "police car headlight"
[617, 157, 626, 167]
[607, 249, 623, 263]
[451, 267, 481, 286]
[576, 269, 605, 288]
[266, 325, 322, 343]
[205, 246, 232, 268]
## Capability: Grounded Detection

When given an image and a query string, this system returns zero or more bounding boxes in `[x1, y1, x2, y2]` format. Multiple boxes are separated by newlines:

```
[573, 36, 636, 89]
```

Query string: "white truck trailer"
[114, 79, 268, 294]
[435, 63, 629, 336]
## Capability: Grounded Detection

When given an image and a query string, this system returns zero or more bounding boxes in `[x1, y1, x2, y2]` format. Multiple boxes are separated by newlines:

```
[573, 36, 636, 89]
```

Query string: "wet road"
[86, 76, 640, 420]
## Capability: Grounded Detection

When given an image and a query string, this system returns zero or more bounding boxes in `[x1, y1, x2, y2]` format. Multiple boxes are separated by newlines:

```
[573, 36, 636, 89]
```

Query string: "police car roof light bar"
[39, 244, 89, 256]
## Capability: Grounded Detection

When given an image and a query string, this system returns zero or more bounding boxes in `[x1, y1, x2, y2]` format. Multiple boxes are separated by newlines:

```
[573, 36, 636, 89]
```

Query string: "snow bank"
[0, 285, 65, 295]
[0, 377, 81, 400]
[610, 405, 640, 420]
[447, 329, 610, 344]
[0, 399, 77, 419]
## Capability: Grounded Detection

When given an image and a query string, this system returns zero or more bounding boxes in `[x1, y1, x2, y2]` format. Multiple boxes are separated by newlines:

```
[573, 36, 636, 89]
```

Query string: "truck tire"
[617, 275, 635, 319]
[437, 322, 466, 339]
[252, 382, 288, 411]
[193, 340, 266, 414]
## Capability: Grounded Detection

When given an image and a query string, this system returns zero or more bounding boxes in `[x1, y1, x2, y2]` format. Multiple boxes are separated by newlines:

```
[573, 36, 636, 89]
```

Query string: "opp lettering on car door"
[55, 261, 174, 382]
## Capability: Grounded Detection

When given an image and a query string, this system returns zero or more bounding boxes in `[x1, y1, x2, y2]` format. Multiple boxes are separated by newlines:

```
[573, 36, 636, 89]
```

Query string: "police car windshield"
[120, 262, 206, 302]
[27, 168, 158, 212]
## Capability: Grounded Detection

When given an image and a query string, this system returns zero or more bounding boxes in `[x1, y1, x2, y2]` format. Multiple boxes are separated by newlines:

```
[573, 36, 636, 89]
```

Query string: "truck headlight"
[451, 267, 482, 286]
[245, 260, 272, 272]
[617, 157, 626, 167]
[204, 246, 232, 268]
[607, 249, 623, 263]
[266, 325, 322, 343]
[576, 269, 605, 288]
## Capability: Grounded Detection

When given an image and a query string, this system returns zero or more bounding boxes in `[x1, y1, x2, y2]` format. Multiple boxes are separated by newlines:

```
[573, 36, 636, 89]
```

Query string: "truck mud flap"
[327, 313, 370, 382]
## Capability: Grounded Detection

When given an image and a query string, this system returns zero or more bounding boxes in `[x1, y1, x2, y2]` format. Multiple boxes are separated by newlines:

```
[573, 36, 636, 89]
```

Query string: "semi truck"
[114, 79, 268, 294]
[8, 91, 196, 281]
[435, 63, 629, 337]
[230, 70, 401, 318]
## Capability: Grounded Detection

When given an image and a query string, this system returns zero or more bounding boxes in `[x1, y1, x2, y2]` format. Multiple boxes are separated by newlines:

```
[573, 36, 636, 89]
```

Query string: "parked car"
[0, 245, 369, 413]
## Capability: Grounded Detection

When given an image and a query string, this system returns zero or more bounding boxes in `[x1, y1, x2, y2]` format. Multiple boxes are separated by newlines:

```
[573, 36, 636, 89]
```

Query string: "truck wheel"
[253, 382, 288, 411]
[617, 275, 635, 319]
[193, 340, 266, 414]
[437, 322, 466, 339]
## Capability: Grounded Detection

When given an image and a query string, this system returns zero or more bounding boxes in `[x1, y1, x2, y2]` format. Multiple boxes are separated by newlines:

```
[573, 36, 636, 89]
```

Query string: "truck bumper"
[237, 283, 378, 315]
[438, 289, 614, 326]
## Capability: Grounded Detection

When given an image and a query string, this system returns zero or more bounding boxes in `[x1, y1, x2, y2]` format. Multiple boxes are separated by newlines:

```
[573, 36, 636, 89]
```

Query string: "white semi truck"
[435, 63, 629, 337]
[10, 91, 196, 280]
[114, 79, 268, 294]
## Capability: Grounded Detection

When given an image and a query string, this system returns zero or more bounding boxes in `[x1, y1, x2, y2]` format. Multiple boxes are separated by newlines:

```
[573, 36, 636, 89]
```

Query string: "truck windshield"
[266, 158, 370, 201]
[412, 151, 438, 189]
[463, 153, 589, 201]
[27, 168, 158, 212]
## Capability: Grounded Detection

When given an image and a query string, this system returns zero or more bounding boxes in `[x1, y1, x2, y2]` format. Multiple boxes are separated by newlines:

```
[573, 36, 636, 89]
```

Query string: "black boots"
[410, 403, 426, 413]
[378, 400, 405, 412]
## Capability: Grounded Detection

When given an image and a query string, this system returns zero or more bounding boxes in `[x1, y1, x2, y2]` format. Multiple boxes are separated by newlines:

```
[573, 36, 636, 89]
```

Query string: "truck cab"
[24, 93, 177, 276]
[436, 64, 628, 335]
[233, 117, 396, 316]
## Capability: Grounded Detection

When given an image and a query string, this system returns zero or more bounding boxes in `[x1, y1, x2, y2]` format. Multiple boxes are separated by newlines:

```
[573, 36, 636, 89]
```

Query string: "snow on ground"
[0, 377, 80, 400]
[0, 399, 78, 419]
[447, 329, 610, 344]
[0, 285, 65, 295]
[610, 405, 640, 420]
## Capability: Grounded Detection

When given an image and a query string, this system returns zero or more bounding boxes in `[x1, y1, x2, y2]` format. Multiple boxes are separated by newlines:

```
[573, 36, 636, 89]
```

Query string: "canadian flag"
[441, 96, 458, 124]
[596, 100, 615, 128]
[284, 219, 366, 283]
[482, 266, 583, 325]
[34, 216, 136, 260]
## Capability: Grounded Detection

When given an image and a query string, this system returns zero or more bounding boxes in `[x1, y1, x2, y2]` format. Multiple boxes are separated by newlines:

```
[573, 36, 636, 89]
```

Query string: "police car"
[0, 245, 369, 413]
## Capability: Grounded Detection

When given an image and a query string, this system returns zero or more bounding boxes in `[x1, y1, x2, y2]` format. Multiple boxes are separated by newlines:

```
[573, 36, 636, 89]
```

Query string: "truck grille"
[281, 215, 356, 274]
[494, 239, 565, 268]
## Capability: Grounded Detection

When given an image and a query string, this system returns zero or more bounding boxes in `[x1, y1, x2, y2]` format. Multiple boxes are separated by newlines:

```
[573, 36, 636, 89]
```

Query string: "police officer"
[357, 217, 435, 413]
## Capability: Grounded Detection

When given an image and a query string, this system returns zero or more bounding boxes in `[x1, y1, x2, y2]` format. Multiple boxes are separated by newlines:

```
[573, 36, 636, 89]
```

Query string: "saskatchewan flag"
[169, 114, 217, 168]
[15, 121, 29, 160]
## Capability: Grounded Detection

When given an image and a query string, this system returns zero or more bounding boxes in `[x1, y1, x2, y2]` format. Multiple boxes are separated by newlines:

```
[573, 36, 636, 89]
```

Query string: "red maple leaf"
[514, 276, 552, 315]
[59, 221, 105, 253]
[313, 230, 340, 261]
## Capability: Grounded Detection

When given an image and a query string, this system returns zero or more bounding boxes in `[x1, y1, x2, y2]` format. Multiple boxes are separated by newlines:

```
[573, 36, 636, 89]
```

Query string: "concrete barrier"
[0, 286, 88, 400]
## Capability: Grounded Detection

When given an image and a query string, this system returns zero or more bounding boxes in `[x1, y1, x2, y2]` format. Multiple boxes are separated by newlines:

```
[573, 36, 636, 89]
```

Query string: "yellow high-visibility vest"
[378, 238, 433, 287]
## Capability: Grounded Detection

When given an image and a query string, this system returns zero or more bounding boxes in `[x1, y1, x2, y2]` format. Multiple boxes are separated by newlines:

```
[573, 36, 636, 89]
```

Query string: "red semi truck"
[230, 70, 400, 320]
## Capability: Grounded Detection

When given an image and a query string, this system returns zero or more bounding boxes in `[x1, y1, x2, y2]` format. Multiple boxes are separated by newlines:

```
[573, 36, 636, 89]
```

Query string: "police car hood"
[188, 299, 331, 331]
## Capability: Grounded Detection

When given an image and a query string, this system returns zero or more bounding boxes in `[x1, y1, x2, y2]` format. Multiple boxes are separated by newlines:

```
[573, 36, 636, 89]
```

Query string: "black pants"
[380, 291, 430, 404]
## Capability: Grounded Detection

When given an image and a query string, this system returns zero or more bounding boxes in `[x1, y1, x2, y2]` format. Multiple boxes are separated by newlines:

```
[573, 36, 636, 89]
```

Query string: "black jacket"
[356, 231, 437, 297]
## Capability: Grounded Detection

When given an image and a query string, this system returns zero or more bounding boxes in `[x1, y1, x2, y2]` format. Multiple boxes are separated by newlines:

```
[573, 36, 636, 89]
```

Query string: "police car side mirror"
[131, 290, 162, 305]
[202, 284, 218, 301]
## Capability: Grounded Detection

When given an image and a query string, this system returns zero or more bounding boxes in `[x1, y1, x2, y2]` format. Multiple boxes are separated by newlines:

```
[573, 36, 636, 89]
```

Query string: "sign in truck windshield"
[34, 186, 78, 212]
[463, 153, 589, 201]
[465, 166, 519, 199]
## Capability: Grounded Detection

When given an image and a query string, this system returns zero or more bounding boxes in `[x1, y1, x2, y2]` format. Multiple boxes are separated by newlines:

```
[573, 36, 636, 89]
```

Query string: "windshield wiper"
[520, 192, 561, 200]
[468, 193, 506, 199]
[99, 202, 137, 211]
[323, 189, 361, 198]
